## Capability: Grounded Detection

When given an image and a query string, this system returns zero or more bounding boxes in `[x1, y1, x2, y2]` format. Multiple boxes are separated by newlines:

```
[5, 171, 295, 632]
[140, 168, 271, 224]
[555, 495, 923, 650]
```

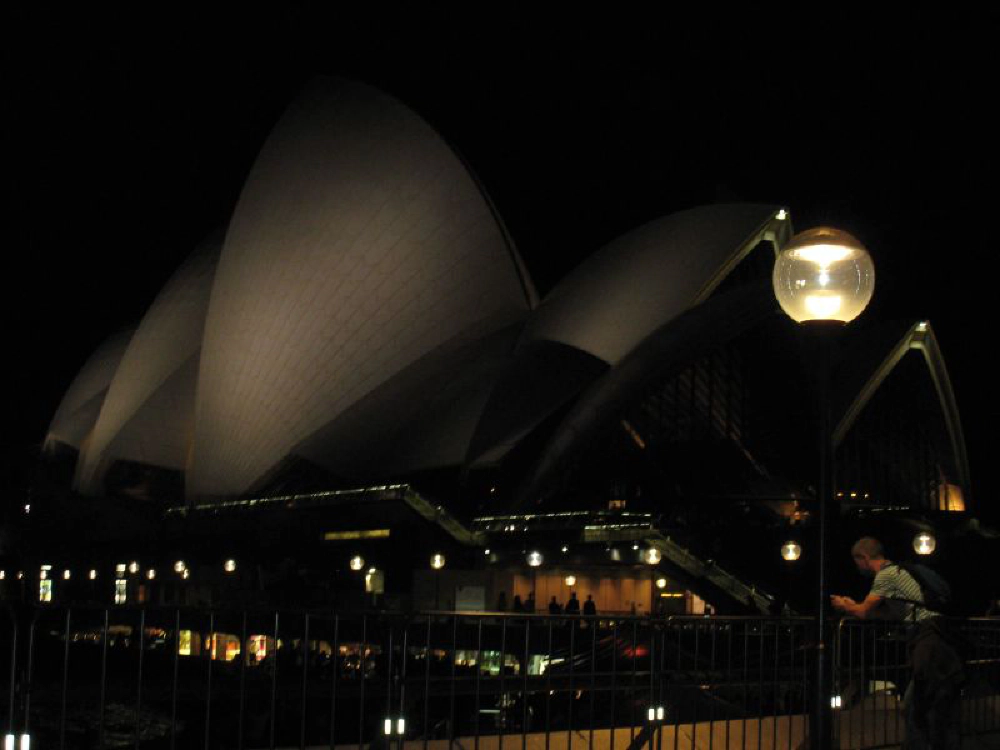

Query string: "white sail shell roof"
[188, 78, 534, 498]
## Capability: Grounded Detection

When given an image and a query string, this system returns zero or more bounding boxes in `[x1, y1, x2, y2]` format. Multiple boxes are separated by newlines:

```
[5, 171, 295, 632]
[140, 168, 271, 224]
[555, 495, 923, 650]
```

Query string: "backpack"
[897, 561, 952, 613]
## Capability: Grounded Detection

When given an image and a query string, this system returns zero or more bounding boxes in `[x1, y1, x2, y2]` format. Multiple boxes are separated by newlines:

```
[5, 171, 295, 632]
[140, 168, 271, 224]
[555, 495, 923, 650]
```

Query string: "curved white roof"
[45, 328, 135, 451]
[524, 204, 789, 364]
[74, 239, 221, 494]
[189, 78, 535, 498]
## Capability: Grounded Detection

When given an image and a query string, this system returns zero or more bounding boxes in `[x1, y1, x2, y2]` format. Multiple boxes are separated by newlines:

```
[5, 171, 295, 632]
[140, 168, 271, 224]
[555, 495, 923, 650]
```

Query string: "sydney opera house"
[13, 78, 979, 614]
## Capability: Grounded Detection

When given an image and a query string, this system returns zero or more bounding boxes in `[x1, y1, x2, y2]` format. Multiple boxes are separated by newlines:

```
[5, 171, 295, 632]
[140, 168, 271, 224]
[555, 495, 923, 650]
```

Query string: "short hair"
[851, 537, 884, 559]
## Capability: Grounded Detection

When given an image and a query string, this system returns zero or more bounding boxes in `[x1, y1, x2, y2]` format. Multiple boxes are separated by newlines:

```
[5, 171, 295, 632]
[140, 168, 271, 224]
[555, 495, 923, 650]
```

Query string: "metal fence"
[1, 607, 997, 750]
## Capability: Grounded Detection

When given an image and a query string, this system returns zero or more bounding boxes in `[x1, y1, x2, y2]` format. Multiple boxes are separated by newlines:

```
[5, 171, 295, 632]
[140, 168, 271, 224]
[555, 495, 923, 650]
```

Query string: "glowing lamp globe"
[781, 541, 802, 562]
[655, 577, 667, 589]
[349, 555, 365, 571]
[430, 554, 446, 570]
[527, 551, 543, 567]
[772, 227, 874, 323]
[564, 574, 577, 586]
[914, 532, 936, 555]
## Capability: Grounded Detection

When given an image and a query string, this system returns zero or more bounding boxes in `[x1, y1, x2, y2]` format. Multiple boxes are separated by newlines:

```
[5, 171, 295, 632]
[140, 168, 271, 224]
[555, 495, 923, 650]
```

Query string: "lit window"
[39, 580, 52, 603]
[115, 564, 127, 575]
[114, 579, 127, 605]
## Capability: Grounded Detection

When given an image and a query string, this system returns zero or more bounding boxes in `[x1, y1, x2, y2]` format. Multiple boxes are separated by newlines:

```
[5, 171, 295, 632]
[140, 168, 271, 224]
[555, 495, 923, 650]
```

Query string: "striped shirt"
[870, 562, 940, 622]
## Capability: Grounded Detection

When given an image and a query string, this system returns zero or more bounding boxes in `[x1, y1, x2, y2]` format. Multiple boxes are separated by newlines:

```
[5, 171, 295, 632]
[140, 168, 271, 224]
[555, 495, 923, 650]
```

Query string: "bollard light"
[781, 541, 802, 562]
[772, 227, 875, 323]
[914, 532, 936, 555]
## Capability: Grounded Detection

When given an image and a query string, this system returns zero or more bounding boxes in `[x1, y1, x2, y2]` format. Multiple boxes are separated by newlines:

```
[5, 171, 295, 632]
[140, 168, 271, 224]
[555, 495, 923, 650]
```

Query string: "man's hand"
[830, 595, 854, 613]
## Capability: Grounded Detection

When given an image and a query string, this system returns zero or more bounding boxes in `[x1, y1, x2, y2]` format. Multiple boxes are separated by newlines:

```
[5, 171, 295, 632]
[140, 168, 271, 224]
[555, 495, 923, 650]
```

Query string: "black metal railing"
[2, 608, 998, 749]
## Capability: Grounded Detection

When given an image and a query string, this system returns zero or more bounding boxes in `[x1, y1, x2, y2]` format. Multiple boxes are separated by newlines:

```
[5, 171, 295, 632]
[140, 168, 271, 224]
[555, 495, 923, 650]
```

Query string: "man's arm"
[830, 593, 883, 619]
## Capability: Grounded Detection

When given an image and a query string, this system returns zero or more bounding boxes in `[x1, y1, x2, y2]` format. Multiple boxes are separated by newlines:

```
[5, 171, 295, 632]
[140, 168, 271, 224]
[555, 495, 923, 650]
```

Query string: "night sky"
[6, 10, 999, 518]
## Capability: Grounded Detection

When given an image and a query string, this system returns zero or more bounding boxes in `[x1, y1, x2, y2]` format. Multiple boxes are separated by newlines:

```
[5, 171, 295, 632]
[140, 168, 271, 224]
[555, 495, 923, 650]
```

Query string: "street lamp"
[781, 541, 802, 562]
[914, 532, 936, 555]
[774, 224, 874, 750]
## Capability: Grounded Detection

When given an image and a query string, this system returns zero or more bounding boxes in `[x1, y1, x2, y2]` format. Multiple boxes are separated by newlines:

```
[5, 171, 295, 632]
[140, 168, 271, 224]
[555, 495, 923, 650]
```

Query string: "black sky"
[6, 9, 999, 516]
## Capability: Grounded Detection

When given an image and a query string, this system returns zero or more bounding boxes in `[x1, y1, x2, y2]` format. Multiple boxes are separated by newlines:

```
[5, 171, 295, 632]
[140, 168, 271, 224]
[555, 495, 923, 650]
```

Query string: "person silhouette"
[565, 592, 580, 615]
[583, 594, 597, 616]
[548, 596, 562, 614]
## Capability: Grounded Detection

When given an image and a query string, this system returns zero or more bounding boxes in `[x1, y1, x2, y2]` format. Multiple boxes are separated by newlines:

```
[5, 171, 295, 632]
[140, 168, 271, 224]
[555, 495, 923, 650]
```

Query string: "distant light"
[19, 734, 29, 750]
[561, 546, 569, 553]
[384, 719, 392, 736]
[368, 567, 377, 575]
[23, 505, 30, 514]
[657, 707, 665, 721]
[831, 695, 842, 709]
[181, 569, 190, 580]
[781, 542, 802, 562]
[647, 708, 655, 722]
[174, 561, 186, 573]
[350, 556, 365, 571]
[116, 564, 127, 575]
[147, 569, 156, 580]
[916, 321, 928, 332]
[527, 551, 543, 567]
[430, 554, 446, 570]
[89, 570, 97, 580]
[397, 718, 405, 735]
[609, 547, 621, 562]
[655, 577, 667, 589]
[0, 571, 5, 580]
[565, 575, 577, 587]
[4, 733, 12, 750]
[644, 548, 662, 565]
[39, 570, 47, 581]
[914, 532, 936, 556]
[224, 559, 237, 573]
[776, 209, 788, 221]
[484, 548, 491, 555]
[632, 543, 640, 551]
[40, 564, 52, 571]
[128, 561, 139, 574]
[17, 572, 23, 580]
[63, 570, 71, 580]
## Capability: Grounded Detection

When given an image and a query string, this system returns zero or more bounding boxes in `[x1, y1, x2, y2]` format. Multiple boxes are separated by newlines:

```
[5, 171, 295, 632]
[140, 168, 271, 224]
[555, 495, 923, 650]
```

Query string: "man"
[583, 594, 597, 616]
[831, 537, 963, 750]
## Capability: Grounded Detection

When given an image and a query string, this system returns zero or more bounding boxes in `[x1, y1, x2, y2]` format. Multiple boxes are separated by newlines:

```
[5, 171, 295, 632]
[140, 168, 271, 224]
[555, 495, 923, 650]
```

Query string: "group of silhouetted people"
[496, 590, 597, 615]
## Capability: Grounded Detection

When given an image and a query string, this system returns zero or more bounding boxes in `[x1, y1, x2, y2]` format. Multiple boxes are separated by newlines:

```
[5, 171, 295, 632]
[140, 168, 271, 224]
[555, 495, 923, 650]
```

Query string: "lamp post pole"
[772, 221, 874, 750]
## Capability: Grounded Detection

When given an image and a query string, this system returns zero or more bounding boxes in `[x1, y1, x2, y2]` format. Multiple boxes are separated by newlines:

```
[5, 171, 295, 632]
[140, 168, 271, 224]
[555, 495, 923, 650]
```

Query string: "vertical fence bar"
[499, 617, 507, 750]
[135, 608, 146, 750]
[569, 617, 577, 750]
[6, 614, 16, 738]
[271, 611, 280, 750]
[630, 619, 637, 745]
[424, 617, 432, 750]
[742, 620, 749, 750]
[589, 618, 597, 750]
[23, 617, 36, 737]
[772, 621, 779, 750]
[610, 620, 618, 750]
[692, 622, 700, 750]
[709, 623, 717, 750]
[358, 615, 366, 750]
[449, 616, 457, 750]
[300, 614, 311, 750]
[329, 615, 340, 750]
[726, 623, 733, 750]
[398, 620, 409, 750]
[170, 608, 181, 750]
[205, 611, 215, 750]
[545, 618, 552, 750]
[757, 621, 763, 750]
[646, 620, 653, 750]
[59, 609, 71, 750]
[238, 611, 248, 750]
[523, 617, 530, 750]
[99, 609, 109, 750]
[385, 624, 395, 742]
[473, 618, 482, 750]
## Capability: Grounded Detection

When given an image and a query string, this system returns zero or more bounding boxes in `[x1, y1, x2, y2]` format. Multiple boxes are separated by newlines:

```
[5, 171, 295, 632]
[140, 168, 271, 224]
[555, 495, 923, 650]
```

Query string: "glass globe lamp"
[914, 532, 936, 555]
[527, 551, 543, 567]
[349, 555, 365, 571]
[430, 554, 446, 570]
[773, 227, 875, 323]
[564, 574, 577, 586]
[644, 548, 662, 565]
[781, 541, 802, 562]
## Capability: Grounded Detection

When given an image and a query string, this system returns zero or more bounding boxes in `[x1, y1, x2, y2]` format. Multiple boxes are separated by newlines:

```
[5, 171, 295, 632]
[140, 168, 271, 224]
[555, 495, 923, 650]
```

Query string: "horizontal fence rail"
[1, 607, 997, 749]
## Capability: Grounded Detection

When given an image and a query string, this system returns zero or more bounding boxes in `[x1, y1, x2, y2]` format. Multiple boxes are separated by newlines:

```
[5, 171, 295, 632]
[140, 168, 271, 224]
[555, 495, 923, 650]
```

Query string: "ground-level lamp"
[914, 532, 936, 555]
[773, 223, 874, 750]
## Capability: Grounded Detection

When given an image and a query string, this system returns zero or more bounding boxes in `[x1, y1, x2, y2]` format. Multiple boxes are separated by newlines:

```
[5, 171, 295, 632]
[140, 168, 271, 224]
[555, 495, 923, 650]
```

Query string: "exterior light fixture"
[147, 569, 156, 580]
[773, 227, 874, 323]
[831, 695, 843, 709]
[39, 570, 48, 581]
[561, 545, 569, 553]
[781, 541, 802, 562]
[383, 717, 406, 736]
[655, 577, 667, 589]
[484, 548, 490, 555]
[0, 571, 4, 580]
[644, 548, 662, 565]
[181, 569, 190, 580]
[776, 208, 788, 221]
[128, 561, 139, 574]
[63, 570, 71, 580]
[527, 551, 543, 567]
[174, 561, 186, 573]
[430, 554, 446, 570]
[349, 555, 365, 571]
[224, 559, 237, 573]
[564, 575, 577, 586]
[89, 570, 97, 580]
[116, 564, 127, 575]
[914, 532, 936, 555]
[17, 572, 23, 580]
[647, 706, 665, 722]
[632, 543, 640, 551]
